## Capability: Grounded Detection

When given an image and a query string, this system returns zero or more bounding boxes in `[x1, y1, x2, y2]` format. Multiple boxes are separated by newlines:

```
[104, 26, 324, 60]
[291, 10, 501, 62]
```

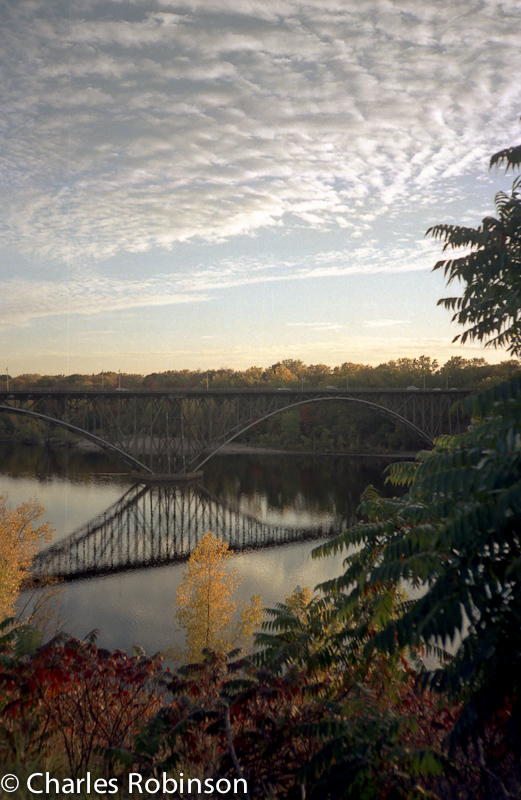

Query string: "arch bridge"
[0, 387, 470, 476]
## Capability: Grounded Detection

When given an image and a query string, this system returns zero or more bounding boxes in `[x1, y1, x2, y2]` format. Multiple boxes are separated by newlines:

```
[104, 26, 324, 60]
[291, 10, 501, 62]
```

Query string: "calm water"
[1, 443, 394, 654]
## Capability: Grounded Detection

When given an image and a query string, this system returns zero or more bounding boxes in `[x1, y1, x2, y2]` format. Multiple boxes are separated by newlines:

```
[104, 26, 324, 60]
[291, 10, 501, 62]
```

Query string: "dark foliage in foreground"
[0, 602, 519, 798]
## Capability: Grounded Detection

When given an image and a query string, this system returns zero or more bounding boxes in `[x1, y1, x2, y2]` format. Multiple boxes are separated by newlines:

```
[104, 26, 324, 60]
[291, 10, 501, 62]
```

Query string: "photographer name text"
[1, 772, 248, 795]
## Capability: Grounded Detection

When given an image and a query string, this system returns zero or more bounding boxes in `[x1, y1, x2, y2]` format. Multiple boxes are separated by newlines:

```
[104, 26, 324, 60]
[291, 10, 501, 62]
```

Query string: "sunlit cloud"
[286, 322, 346, 332]
[363, 319, 411, 328]
[0, 275, 211, 330]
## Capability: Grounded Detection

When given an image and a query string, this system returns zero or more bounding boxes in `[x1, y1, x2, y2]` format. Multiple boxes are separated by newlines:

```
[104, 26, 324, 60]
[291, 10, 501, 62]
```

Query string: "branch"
[490, 145, 521, 171]
[477, 738, 512, 800]
[220, 700, 251, 800]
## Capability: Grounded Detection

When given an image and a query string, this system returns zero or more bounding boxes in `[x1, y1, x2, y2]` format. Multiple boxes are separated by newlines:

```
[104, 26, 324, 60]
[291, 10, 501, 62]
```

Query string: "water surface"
[1, 443, 394, 653]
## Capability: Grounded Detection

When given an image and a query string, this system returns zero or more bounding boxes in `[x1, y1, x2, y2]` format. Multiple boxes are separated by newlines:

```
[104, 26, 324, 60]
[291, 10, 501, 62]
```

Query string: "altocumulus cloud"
[0, 275, 210, 330]
[1, 0, 521, 342]
[0, 237, 441, 331]
[2, 0, 521, 260]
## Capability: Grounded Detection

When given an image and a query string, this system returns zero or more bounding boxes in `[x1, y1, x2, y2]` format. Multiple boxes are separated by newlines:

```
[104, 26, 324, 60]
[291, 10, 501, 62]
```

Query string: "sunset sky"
[1, 0, 521, 376]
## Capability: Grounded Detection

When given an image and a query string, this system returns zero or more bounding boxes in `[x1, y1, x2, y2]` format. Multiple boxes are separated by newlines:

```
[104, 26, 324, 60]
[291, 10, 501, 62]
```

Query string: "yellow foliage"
[173, 531, 262, 663]
[285, 585, 313, 616]
[0, 495, 53, 620]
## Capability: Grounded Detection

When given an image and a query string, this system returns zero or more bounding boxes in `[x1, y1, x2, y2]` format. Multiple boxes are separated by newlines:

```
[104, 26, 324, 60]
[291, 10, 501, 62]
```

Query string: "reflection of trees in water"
[28, 483, 344, 586]
[0, 441, 128, 481]
[202, 454, 394, 516]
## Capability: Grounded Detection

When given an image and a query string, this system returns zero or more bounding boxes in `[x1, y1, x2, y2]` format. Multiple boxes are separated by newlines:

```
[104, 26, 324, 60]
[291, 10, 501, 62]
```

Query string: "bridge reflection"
[28, 483, 342, 585]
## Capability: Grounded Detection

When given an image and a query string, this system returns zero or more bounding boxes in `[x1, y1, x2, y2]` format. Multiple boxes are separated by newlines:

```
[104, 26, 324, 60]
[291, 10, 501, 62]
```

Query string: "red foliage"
[0, 635, 162, 776]
[0, 635, 519, 797]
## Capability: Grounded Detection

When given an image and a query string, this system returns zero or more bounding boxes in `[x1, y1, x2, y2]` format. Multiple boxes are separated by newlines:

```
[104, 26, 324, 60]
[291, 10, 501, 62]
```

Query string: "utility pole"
[5, 368, 8, 391]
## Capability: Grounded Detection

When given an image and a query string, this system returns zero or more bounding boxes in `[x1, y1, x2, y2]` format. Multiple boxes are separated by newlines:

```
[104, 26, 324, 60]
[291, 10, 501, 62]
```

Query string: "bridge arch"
[193, 395, 433, 471]
[0, 405, 154, 474]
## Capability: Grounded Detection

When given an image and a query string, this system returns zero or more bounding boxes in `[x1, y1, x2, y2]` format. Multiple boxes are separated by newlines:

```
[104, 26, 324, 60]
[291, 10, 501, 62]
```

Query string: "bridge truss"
[0, 387, 470, 475]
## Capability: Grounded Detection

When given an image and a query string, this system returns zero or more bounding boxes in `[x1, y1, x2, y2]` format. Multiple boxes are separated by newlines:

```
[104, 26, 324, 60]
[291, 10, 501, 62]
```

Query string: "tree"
[0, 629, 162, 775]
[0, 495, 53, 620]
[241, 366, 264, 386]
[280, 408, 301, 446]
[255, 582, 409, 683]
[315, 386, 521, 752]
[281, 358, 305, 377]
[413, 355, 439, 387]
[428, 148, 521, 356]
[173, 531, 262, 663]
[314, 142, 521, 766]
[264, 364, 298, 386]
[303, 363, 332, 387]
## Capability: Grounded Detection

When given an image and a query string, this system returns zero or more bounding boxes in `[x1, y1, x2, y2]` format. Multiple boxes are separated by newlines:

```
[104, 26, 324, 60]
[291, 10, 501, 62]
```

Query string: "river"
[1, 442, 396, 655]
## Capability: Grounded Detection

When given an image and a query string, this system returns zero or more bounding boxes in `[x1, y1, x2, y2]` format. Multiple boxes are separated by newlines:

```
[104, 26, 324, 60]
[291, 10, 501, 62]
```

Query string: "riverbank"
[73, 436, 418, 460]
[0, 432, 419, 461]
[220, 441, 418, 459]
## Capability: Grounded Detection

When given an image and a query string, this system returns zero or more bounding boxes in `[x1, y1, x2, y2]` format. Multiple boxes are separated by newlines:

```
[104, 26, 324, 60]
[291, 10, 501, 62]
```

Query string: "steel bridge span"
[0, 387, 470, 476]
[24, 484, 340, 586]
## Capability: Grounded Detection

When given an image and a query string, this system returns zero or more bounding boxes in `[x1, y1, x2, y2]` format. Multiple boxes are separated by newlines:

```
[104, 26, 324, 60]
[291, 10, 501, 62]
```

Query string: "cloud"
[363, 319, 411, 328]
[0, 225, 441, 330]
[0, 220, 460, 331]
[0, 274, 211, 330]
[286, 322, 346, 332]
[0, 0, 520, 269]
[0, 233, 431, 328]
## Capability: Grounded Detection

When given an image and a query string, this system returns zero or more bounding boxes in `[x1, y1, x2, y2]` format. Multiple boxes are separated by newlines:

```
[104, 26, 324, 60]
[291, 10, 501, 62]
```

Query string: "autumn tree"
[173, 531, 262, 663]
[303, 363, 332, 387]
[241, 366, 265, 386]
[264, 364, 299, 386]
[0, 495, 53, 620]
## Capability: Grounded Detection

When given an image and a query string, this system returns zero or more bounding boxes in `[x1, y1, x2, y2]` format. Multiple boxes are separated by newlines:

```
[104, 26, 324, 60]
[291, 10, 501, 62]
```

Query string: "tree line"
[6, 356, 519, 455]
[5, 353, 521, 392]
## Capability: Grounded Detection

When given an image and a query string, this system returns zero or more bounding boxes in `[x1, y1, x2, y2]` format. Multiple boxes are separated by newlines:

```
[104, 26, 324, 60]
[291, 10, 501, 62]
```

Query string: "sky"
[1, 0, 521, 377]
